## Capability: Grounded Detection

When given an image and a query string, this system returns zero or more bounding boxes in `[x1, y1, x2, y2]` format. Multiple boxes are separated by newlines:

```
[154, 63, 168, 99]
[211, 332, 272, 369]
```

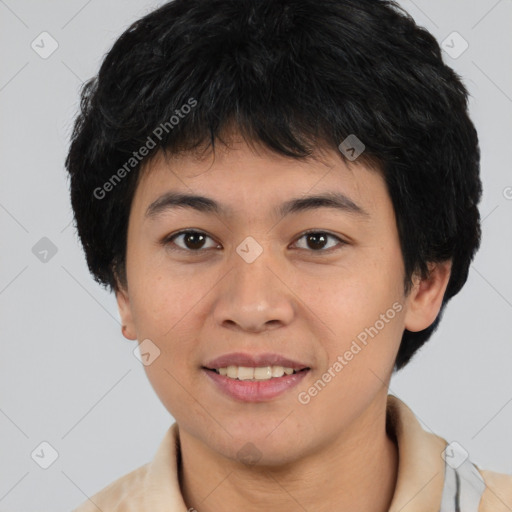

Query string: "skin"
[116, 135, 451, 512]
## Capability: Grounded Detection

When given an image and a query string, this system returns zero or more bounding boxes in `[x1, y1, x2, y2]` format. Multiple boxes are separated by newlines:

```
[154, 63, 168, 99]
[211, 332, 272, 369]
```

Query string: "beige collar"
[386, 395, 447, 511]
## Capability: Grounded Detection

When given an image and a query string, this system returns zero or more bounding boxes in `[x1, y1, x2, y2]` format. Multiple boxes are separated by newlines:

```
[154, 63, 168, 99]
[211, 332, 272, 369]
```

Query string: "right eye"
[163, 230, 221, 252]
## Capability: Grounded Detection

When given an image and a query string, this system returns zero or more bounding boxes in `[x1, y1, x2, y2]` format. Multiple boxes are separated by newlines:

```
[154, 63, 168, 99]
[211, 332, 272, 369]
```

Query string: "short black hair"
[65, 0, 482, 370]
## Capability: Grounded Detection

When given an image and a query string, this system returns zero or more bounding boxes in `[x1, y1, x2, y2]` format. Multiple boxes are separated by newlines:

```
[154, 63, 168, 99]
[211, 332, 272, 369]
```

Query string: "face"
[117, 137, 449, 466]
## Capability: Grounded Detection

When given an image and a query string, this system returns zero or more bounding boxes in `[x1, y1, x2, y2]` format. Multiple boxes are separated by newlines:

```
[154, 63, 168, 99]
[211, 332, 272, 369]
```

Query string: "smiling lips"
[204, 352, 310, 370]
[202, 352, 311, 402]
[214, 365, 299, 380]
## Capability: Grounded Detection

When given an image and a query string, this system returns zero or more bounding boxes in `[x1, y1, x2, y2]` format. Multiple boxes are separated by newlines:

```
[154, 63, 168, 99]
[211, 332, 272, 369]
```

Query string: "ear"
[404, 260, 452, 332]
[115, 285, 137, 340]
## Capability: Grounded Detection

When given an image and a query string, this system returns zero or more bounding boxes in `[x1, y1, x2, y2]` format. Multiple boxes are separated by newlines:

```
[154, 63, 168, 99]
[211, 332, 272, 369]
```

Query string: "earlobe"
[404, 260, 452, 333]
[115, 288, 137, 340]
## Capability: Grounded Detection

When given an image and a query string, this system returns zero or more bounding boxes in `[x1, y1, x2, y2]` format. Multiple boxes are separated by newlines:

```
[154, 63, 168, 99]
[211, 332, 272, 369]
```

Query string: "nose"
[212, 246, 295, 334]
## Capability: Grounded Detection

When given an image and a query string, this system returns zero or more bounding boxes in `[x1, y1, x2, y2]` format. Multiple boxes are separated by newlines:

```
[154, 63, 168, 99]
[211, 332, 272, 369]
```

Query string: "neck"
[179, 395, 398, 512]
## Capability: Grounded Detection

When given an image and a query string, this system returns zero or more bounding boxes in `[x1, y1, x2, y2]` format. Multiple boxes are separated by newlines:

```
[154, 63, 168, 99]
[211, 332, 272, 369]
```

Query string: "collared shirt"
[72, 395, 512, 511]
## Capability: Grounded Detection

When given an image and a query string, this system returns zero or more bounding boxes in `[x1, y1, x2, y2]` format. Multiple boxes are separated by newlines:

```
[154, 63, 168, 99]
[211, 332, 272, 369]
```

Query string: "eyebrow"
[145, 190, 370, 220]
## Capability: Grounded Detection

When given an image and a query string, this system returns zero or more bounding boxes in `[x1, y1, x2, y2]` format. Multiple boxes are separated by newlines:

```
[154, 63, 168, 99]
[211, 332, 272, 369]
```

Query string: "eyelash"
[162, 229, 347, 255]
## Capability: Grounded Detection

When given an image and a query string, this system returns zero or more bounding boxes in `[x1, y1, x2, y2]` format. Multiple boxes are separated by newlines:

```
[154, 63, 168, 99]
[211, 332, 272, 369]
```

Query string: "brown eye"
[293, 231, 346, 252]
[165, 230, 219, 252]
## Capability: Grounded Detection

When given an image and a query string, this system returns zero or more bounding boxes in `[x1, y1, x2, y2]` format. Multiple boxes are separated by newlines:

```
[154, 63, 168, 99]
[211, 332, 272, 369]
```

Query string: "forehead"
[132, 139, 387, 219]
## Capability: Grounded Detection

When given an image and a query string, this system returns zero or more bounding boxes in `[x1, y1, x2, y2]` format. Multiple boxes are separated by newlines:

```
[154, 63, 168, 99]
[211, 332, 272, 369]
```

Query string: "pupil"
[308, 233, 326, 250]
[185, 232, 205, 250]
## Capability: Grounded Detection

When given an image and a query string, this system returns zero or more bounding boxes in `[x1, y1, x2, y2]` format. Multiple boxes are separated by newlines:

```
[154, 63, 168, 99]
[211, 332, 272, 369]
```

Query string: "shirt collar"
[143, 394, 447, 511]
[386, 394, 447, 511]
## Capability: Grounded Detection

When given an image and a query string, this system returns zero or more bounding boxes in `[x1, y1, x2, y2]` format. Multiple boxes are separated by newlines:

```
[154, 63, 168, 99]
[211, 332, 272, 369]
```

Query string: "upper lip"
[203, 352, 310, 370]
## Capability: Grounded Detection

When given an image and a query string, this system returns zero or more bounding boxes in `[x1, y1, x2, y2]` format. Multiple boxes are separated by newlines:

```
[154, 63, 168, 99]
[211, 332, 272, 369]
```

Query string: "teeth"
[271, 366, 285, 378]
[254, 366, 272, 379]
[237, 366, 255, 380]
[214, 365, 302, 381]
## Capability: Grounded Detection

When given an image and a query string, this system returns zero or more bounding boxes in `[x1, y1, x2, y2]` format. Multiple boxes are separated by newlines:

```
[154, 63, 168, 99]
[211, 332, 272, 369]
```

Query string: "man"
[65, 0, 512, 510]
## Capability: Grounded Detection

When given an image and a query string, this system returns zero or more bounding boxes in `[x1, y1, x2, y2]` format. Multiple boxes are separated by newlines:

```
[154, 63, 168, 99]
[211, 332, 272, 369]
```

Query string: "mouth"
[201, 353, 312, 402]
[201, 354, 311, 402]
[202, 365, 310, 381]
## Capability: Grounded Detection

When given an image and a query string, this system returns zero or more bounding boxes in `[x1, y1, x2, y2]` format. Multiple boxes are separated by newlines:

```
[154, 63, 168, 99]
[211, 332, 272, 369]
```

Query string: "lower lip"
[203, 368, 310, 402]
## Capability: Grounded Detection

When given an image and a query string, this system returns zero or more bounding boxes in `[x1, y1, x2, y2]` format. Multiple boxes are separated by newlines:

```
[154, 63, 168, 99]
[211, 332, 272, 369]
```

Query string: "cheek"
[142, 360, 206, 431]
[132, 274, 206, 418]
[299, 255, 405, 366]
[298, 275, 405, 420]
[129, 266, 202, 339]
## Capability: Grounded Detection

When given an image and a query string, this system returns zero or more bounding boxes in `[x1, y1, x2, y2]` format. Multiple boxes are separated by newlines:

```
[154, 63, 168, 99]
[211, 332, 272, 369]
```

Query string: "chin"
[208, 427, 305, 467]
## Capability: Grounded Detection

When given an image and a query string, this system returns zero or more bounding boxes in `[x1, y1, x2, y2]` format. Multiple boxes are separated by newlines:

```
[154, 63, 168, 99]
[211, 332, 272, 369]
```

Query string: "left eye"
[164, 230, 345, 252]
[293, 230, 346, 252]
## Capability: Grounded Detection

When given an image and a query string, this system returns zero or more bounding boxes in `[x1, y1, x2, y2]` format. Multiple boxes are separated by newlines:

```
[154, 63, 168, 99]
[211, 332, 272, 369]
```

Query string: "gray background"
[0, 0, 511, 510]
